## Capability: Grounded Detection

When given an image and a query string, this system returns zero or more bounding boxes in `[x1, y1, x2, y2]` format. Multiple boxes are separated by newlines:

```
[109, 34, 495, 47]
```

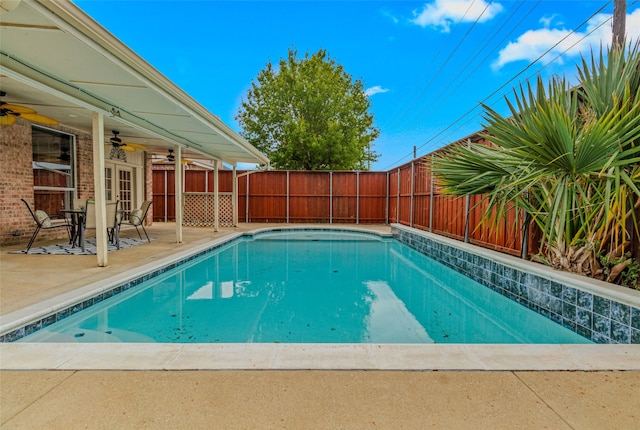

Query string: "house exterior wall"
[144, 152, 153, 225]
[0, 120, 34, 244]
[0, 120, 155, 246]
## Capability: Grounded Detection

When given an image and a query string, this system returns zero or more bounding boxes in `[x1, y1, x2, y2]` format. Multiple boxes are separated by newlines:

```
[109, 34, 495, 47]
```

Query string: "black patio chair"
[21, 198, 72, 252]
[120, 200, 152, 242]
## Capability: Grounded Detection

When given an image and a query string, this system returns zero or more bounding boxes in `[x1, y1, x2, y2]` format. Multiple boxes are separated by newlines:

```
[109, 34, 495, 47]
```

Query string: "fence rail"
[152, 167, 532, 256]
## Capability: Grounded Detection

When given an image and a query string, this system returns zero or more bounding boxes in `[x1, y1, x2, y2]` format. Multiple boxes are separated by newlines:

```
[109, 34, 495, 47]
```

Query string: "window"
[105, 166, 113, 201]
[32, 126, 75, 214]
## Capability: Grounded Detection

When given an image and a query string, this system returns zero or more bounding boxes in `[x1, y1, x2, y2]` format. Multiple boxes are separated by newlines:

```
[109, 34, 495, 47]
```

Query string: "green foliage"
[236, 48, 379, 170]
[432, 41, 640, 285]
[598, 250, 640, 290]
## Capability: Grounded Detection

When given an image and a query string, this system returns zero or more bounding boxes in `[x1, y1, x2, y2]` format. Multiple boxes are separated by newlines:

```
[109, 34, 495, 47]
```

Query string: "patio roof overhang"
[0, 0, 269, 166]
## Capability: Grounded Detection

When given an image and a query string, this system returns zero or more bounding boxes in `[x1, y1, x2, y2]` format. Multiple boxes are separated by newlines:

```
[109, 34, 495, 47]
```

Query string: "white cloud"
[539, 14, 562, 29]
[365, 86, 390, 97]
[381, 10, 399, 25]
[493, 9, 640, 70]
[411, 0, 503, 33]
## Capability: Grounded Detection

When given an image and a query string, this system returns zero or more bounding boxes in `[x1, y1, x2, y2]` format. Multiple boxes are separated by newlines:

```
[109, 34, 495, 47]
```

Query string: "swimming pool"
[18, 229, 590, 344]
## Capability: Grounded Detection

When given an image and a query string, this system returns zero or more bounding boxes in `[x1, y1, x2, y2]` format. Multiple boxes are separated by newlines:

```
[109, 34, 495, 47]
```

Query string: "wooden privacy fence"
[152, 166, 532, 256]
[238, 171, 388, 224]
[388, 157, 533, 256]
[152, 170, 388, 225]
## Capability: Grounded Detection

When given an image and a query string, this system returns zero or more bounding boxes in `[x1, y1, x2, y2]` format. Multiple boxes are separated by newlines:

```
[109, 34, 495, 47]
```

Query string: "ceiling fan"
[106, 130, 148, 152]
[0, 91, 59, 126]
[153, 148, 192, 164]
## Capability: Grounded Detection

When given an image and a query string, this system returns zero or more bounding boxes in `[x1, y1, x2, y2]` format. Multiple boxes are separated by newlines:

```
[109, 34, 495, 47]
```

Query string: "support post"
[213, 161, 219, 232]
[286, 171, 290, 223]
[175, 145, 183, 243]
[92, 112, 107, 267]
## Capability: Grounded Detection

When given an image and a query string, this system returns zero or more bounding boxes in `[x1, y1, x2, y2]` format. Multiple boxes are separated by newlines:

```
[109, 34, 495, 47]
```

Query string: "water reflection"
[20, 232, 591, 344]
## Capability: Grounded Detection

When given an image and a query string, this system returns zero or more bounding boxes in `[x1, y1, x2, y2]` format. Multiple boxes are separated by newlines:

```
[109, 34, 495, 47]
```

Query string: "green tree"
[432, 42, 640, 287]
[236, 48, 379, 170]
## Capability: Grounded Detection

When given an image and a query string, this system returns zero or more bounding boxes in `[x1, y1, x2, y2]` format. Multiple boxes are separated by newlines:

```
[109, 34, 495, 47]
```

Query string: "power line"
[382, 0, 495, 131]
[382, 0, 614, 170]
[409, 1, 540, 131]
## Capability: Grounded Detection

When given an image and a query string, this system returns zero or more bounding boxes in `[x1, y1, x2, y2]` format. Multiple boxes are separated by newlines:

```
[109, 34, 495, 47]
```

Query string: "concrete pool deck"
[1, 222, 639, 428]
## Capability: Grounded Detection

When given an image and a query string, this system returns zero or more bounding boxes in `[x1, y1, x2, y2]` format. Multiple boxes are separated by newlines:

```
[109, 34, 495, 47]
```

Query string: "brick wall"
[0, 120, 34, 244]
[75, 132, 94, 199]
[144, 152, 153, 225]
[0, 121, 93, 246]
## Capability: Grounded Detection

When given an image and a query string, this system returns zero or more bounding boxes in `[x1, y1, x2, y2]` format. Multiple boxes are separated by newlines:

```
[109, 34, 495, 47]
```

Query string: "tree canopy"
[236, 48, 379, 170]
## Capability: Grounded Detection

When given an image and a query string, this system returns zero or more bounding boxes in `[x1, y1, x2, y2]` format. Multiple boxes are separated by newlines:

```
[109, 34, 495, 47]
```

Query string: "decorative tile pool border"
[0, 227, 390, 343]
[392, 225, 640, 344]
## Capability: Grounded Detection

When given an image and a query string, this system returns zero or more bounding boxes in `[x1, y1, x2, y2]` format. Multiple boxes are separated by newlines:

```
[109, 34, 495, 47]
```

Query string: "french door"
[118, 166, 134, 215]
[105, 164, 135, 215]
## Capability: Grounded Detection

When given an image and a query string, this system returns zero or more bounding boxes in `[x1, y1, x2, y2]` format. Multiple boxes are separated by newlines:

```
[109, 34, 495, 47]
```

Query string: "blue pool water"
[20, 230, 591, 344]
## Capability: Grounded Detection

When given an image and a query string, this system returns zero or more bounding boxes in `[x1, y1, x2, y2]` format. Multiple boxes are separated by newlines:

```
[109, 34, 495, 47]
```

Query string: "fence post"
[429, 156, 434, 232]
[521, 211, 530, 259]
[232, 165, 238, 227]
[246, 173, 250, 223]
[410, 162, 414, 227]
[164, 170, 168, 222]
[356, 171, 360, 224]
[464, 195, 470, 243]
[396, 168, 400, 223]
[385, 171, 389, 224]
[286, 171, 290, 223]
[463, 140, 471, 243]
[329, 171, 333, 224]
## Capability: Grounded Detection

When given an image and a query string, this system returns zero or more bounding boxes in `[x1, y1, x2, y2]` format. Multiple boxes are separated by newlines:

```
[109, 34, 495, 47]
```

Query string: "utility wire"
[413, 9, 616, 163]
[383, 0, 491, 130]
[384, 0, 479, 129]
[410, 0, 540, 130]
[382, 0, 614, 170]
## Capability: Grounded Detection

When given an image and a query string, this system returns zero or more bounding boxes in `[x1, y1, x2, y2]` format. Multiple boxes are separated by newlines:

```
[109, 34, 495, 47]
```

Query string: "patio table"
[61, 208, 86, 252]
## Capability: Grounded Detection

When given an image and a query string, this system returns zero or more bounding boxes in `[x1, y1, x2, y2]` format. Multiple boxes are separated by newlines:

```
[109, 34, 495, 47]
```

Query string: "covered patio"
[1, 0, 268, 266]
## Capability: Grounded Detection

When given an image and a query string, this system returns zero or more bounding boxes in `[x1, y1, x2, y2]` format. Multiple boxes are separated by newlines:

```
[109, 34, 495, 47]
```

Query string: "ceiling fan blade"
[1, 103, 36, 114]
[123, 142, 148, 150]
[0, 114, 17, 126]
[19, 113, 59, 125]
[120, 145, 136, 152]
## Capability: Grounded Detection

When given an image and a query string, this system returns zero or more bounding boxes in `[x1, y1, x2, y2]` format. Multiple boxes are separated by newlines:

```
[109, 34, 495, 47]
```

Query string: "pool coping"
[2, 225, 639, 371]
[1, 343, 639, 370]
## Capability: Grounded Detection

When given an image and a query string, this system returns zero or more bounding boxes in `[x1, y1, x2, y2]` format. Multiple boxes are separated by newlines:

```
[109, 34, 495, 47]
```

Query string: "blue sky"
[75, 1, 640, 170]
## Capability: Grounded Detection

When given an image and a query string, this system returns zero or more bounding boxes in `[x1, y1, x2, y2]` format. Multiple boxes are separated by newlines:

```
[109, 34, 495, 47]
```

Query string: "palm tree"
[432, 42, 640, 286]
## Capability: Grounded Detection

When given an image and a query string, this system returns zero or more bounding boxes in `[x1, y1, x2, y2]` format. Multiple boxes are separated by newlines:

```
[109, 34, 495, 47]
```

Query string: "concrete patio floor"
[1, 223, 639, 429]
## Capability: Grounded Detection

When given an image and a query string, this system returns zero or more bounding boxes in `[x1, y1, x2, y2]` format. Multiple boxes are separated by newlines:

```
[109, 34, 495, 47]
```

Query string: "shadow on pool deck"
[1, 222, 639, 428]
